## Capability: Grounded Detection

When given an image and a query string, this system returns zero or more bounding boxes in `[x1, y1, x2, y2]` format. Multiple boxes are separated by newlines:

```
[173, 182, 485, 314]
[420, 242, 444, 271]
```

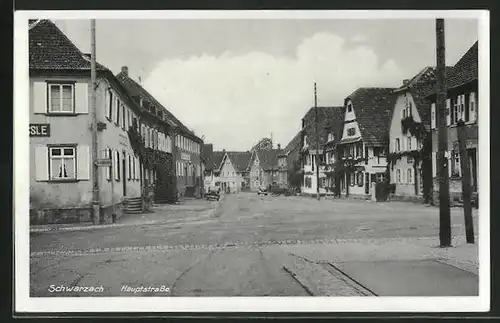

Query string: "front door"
[122, 157, 127, 196]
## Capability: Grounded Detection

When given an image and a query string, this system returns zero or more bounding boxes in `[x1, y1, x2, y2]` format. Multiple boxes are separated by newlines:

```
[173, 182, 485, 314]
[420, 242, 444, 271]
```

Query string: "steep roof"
[116, 70, 201, 142]
[210, 151, 226, 172]
[29, 19, 107, 72]
[424, 41, 478, 98]
[302, 106, 345, 150]
[226, 151, 252, 173]
[446, 41, 478, 90]
[280, 131, 302, 157]
[344, 88, 397, 146]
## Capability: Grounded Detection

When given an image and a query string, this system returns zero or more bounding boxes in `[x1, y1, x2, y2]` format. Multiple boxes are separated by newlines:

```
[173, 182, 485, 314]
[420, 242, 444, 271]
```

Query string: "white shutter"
[469, 92, 477, 123]
[34, 145, 49, 181]
[431, 103, 436, 129]
[33, 82, 47, 114]
[75, 83, 89, 114]
[112, 95, 117, 123]
[77, 145, 90, 180]
[106, 149, 111, 181]
[114, 150, 119, 181]
[133, 156, 136, 180]
[104, 89, 110, 119]
[432, 152, 437, 178]
[446, 99, 451, 126]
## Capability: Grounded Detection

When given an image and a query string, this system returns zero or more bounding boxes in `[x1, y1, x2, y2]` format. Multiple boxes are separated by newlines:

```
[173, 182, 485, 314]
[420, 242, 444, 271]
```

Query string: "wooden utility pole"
[457, 120, 475, 243]
[436, 19, 451, 247]
[90, 19, 100, 225]
[314, 83, 320, 201]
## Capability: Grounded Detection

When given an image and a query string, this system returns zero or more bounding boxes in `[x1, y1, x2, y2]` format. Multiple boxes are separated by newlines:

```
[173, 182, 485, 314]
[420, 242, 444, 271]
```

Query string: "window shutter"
[34, 145, 49, 181]
[431, 103, 436, 129]
[75, 82, 89, 114]
[33, 82, 47, 114]
[128, 154, 131, 180]
[432, 152, 437, 178]
[77, 145, 90, 180]
[446, 99, 451, 126]
[469, 92, 477, 123]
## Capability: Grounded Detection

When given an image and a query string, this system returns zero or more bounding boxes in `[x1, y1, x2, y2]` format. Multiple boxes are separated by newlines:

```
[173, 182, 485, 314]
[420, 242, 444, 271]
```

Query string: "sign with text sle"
[30, 124, 50, 137]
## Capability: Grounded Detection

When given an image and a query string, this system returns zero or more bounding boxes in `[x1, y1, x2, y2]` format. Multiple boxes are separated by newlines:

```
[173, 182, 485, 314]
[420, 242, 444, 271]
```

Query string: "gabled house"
[299, 106, 343, 196]
[116, 67, 204, 199]
[248, 148, 282, 190]
[202, 145, 225, 192]
[217, 150, 252, 193]
[336, 88, 397, 197]
[321, 107, 345, 194]
[278, 132, 302, 189]
[29, 20, 157, 224]
[388, 67, 453, 201]
[425, 41, 479, 205]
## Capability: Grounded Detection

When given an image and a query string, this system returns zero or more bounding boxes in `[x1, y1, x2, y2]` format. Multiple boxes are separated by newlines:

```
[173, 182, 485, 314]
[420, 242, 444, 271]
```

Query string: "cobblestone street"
[30, 193, 479, 297]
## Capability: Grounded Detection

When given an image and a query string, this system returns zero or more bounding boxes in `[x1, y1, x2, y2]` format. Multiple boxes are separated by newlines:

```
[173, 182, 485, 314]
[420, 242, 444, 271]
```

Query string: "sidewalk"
[30, 197, 220, 233]
[277, 235, 479, 296]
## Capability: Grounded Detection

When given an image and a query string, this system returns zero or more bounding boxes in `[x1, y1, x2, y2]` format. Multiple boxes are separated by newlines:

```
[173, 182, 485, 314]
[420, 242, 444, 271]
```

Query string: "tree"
[252, 138, 273, 151]
[287, 159, 303, 190]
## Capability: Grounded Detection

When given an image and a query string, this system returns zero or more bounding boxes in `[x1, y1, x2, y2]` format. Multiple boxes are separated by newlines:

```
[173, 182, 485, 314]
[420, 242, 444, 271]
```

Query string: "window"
[407, 169, 413, 184]
[347, 103, 353, 112]
[349, 145, 355, 157]
[408, 136, 412, 150]
[347, 127, 356, 136]
[116, 99, 121, 126]
[469, 92, 477, 122]
[107, 90, 113, 120]
[48, 84, 74, 113]
[395, 138, 400, 152]
[396, 169, 401, 183]
[49, 146, 76, 180]
[122, 104, 126, 129]
[350, 173, 355, 186]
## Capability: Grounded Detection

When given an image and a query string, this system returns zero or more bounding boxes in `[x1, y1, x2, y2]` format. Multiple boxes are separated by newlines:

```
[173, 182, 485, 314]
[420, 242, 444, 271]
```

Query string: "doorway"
[365, 173, 370, 194]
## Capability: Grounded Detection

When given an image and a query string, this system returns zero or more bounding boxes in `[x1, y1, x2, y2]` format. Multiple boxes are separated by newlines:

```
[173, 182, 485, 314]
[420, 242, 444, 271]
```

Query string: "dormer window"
[327, 133, 335, 142]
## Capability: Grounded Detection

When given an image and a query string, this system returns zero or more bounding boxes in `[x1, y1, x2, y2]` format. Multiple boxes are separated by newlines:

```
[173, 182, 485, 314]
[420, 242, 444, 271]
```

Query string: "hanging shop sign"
[29, 124, 50, 137]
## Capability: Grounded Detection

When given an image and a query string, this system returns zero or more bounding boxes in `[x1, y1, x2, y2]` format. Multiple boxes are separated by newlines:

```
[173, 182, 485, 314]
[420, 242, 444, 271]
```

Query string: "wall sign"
[181, 152, 191, 161]
[29, 124, 50, 137]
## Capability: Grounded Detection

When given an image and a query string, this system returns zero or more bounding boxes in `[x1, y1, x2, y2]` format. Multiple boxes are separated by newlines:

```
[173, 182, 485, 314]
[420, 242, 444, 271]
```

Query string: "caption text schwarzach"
[48, 284, 171, 294]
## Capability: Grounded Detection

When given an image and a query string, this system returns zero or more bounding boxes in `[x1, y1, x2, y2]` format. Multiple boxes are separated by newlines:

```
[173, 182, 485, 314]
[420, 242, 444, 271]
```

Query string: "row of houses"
[29, 20, 206, 224]
[279, 40, 478, 204]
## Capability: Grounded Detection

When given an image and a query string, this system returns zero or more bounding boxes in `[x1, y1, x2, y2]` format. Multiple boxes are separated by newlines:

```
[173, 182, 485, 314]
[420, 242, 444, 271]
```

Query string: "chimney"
[277, 144, 281, 150]
[121, 66, 128, 77]
[403, 79, 410, 85]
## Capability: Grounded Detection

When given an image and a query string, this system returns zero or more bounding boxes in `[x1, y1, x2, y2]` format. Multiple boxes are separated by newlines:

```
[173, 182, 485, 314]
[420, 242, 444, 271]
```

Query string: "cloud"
[143, 32, 408, 151]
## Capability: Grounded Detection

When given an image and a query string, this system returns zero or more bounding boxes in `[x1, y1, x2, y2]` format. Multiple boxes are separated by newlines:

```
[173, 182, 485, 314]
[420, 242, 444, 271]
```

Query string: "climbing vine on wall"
[401, 116, 427, 142]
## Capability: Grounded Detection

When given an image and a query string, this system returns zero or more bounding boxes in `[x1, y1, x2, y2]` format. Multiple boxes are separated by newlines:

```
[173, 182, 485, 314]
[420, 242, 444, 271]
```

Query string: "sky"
[53, 18, 478, 151]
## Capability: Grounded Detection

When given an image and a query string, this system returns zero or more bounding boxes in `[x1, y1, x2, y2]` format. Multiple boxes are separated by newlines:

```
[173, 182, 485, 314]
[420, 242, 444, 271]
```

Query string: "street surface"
[30, 193, 479, 297]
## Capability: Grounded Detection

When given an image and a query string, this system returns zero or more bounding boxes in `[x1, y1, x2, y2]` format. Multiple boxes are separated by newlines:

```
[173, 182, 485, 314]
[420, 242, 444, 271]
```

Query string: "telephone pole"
[315, 83, 320, 201]
[91, 19, 100, 225]
[436, 19, 451, 247]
